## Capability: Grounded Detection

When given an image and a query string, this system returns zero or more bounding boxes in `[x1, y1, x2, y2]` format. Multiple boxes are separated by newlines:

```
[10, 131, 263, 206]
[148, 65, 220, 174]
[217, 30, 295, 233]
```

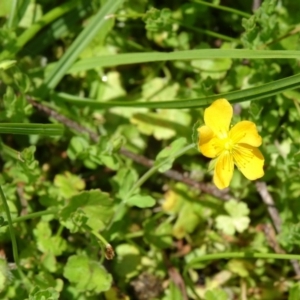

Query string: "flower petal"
[233, 144, 264, 180]
[229, 121, 262, 147]
[198, 125, 223, 158]
[213, 151, 234, 189]
[204, 99, 233, 137]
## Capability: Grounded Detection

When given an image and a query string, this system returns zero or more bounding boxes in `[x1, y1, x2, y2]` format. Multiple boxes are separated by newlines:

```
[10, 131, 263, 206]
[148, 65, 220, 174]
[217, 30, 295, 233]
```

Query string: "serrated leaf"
[126, 194, 156, 208]
[33, 221, 67, 256]
[60, 190, 114, 232]
[232, 216, 250, 233]
[112, 167, 139, 199]
[224, 200, 249, 217]
[155, 137, 187, 172]
[54, 171, 85, 199]
[227, 259, 249, 277]
[215, 215, 235, 235]
[204, 288, 228, 300]
[63, 255, 112, 293]
[27, 287, 60, 300]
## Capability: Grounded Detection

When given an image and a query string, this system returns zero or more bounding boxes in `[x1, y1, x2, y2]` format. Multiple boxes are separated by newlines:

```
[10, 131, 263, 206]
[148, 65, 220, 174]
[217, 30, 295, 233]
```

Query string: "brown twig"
[27, 97, 230, 201]
[255, 181, 300, 276]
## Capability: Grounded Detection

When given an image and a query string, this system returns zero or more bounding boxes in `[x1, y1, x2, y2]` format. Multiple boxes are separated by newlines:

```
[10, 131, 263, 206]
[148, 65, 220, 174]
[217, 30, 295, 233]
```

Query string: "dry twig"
[27, 97, 230, 200]
[256, 181, 300, 276]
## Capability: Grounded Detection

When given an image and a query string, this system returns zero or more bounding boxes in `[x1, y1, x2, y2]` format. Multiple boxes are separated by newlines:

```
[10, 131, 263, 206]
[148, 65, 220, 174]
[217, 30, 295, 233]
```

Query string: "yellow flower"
[197, 99, 264, 189]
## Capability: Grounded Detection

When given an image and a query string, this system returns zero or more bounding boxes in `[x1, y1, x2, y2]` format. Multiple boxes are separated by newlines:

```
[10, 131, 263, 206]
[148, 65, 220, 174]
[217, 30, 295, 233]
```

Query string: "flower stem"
[0, 185, 31, 289]
[0, 208, 59, 227]
[108, 143, 196, 227]
[186, 251, 300, 270]
[125, 143, 196, 201]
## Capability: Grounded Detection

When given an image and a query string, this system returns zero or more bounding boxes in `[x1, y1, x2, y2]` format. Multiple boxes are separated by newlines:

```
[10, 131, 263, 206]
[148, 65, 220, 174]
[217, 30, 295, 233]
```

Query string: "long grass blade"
[44, 0, 124, 91]
[0, 1, 78, 60]
[68, 49, 300, 73]
[0, 124, 64, 135]
[53, 72, 300, 109]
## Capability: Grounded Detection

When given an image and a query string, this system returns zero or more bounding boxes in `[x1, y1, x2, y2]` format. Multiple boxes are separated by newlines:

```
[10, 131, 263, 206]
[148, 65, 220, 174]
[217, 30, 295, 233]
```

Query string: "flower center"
[222, 138, 234, 151]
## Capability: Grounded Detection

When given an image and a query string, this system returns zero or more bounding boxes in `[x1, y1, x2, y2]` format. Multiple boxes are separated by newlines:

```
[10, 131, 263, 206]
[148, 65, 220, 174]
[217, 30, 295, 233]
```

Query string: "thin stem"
[175, 20, 239, 43]
[125, 143, 196, 201]
[92, 231, 109, 247]
[0, 208, 59, 227]
[186, 252, 300, 270]
[108, 143, 196, 228]
[262, 25, 300, 48]
[0, 186, 19, 264]
[190, 0, 251, 18]
[92, 231, 115, 260]
[0, 142, 24, 162]
[0, 185, 31, 289]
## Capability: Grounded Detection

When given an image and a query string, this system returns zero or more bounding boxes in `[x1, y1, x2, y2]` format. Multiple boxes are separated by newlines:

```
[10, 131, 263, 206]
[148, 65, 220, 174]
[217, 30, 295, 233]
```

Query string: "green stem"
[0, 142, 24, 162]
[0, 185, 31, 289]
[0, 0, 79, 60]
[186, 252, 300, 269]
[190, 0, 251, 18]
[125, 143, 196, 201]
[108, 143, 196, 228]
[91, 230, 109, 247]
[0, 186, 19, 264]
[175, 20, 239, 43]
[7, 0, 18, 28]
[0, 208, 58, 227]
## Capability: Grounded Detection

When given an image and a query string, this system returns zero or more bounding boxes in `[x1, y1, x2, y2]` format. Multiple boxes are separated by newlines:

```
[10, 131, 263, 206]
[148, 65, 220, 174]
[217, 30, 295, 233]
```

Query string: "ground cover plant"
[1, 0, 300, 299]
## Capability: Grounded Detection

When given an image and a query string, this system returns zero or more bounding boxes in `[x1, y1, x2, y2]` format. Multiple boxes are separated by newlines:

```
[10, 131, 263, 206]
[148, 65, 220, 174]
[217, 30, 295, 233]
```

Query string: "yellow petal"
[229, 121, 262, 147]
[213, 151, 234, 189]
[197, 125, 223, 158]
[204, 99, 233, 137]
[233, 144, 264, 180]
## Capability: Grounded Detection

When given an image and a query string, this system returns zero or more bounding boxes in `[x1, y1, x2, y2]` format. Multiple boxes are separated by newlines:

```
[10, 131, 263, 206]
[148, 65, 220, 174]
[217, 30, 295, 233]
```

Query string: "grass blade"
[44, 0, 124, 91]
[0, 123, 64, 135]
[0, 1, 78, 60]
[68, 49, 300, 72]
[53, 72, 300, 109]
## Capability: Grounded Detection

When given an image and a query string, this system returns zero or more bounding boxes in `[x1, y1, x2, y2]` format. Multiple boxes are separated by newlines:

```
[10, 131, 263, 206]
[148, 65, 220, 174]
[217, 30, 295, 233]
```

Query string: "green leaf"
[215, 200, 250, 235]
[112, 167, 139, 199]
[0, 60, 16, 70]
[113, 244, 141, 278]
[27, 286, 60, 300]
[0, 258, 11, 293]
[173, 202, 202, 239]
[155, 137, 187, 172]
[227, 259, 249, 277]
[289, 283, 300, 300]
[224, 200, 249, 217]
[60, 190, 114, 232]
[144, 219, 173, 249]
[63, 255, 112, 293]
[215, 215, 236, 236]
[126, 194, 156, 208]
[33, 221, 67, 256]
[204, 288, 228, 300]
[191, 58, 232, 80]
[54, 171, 85, 199]
[277, 223, 300, 251]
